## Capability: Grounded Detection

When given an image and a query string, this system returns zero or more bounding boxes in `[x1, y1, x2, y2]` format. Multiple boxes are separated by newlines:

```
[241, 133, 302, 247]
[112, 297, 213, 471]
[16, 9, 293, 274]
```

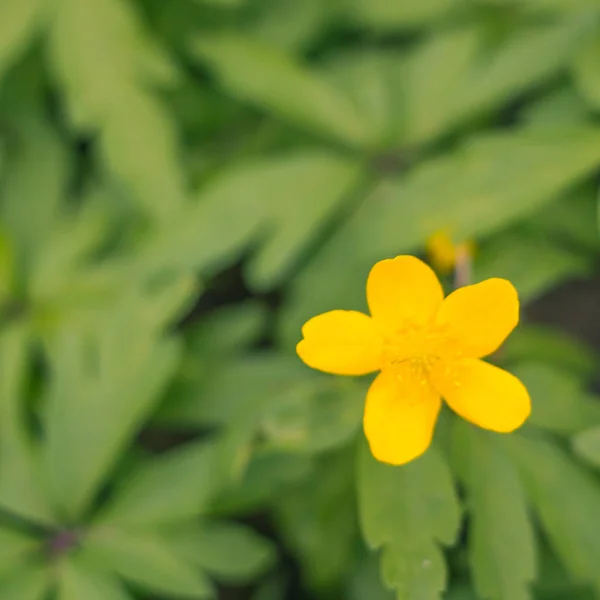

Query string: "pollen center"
[382, 323, 448, 390]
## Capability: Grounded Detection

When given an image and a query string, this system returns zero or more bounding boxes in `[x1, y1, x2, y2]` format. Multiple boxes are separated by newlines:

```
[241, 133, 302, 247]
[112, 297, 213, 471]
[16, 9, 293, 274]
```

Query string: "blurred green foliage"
[1, 0, 600, 599]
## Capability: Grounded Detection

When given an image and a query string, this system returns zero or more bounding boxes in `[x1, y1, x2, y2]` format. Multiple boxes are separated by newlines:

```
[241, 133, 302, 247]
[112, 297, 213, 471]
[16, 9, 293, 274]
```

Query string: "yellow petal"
[297, 310, 383, 375]
[363, 367, 442, 465]
[367, 256, 444, 331]
[435, 278, 519, 359]
[431, 358, 530, 432]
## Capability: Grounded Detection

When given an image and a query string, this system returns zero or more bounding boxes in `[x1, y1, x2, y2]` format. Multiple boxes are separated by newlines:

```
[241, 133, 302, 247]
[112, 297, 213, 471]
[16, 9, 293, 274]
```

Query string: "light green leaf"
[190, 35, 374, 147]
[0, 563, 50, 600]
[452, 423, 536, 600]
[511, 362, 600, 435]
[246, 0, 327, 52]
[0, 324, 56, 525]
[43, 305, 181, 519]
[572, 28, 600, 109]
[473, 232, 591, 303]
[348, 0, 453, 29]
[358, 443, 461, 600]
[0, 116, 70, 266]
[47, 0, 185, 220]
[58, 554, 134, 600]
[280, 126, 600, 345]
[245, 152, 364, 290]
[321, 50, 401, 147]
[572, 426, 600, 469]
[97, 441, 219, 526]
[454, 20, 583, 122]
[0, 527, 40, 578]
[505, 433, 600, 595]
[168, 521, 276, 582]
[402, 27, 479, 145]
[0, 0, 43, 83]
[87, 527, 214, 598]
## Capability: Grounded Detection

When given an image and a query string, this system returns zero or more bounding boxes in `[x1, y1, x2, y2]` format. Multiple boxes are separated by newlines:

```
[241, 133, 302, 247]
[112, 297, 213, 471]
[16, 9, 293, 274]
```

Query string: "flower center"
[382, 323, 449, 383]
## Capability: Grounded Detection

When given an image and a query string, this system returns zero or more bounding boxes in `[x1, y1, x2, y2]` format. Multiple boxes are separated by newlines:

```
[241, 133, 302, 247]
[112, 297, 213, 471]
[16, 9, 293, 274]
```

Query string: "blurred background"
[1, 0, 600, 599]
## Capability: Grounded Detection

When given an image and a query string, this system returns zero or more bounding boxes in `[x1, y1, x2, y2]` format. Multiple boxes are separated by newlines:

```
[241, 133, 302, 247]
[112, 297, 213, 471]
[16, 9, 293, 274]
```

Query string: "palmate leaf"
[96, 440, 220, 527]
[135, 151, 364, 288]
[358, 443, 461, 600]
[42, 298, 181, 519]
[0, 0, 43, 83]
[0, 526, 40, 578]
[0, 563, 50, 600]
[0, 324, 56, 526]
[280, 125, 600, 345]
[452, 422, 536, 600]
[58, 554, 134, 600]
[86, 527, 214, 598]
[168, 520, 276, 583]
[47, 0, 186, 220]
[189, 35, 375, 148]
[572, 426, 600, 469]
[505, 433, 600, 595]
[0, 116, 70, 266]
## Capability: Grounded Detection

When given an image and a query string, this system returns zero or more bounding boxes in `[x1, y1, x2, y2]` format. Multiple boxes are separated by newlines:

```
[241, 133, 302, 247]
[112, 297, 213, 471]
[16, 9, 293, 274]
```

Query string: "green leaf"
[531, 188, 599, 251]
[452, 423, 536, 600]
[48, 0, 185, 220]
[190, 35, 374, 147]
[0, 325, 56, 525]
[402, 27, 479, 145]
[0, 563, 50, 600]
[511, 362, 600, 435]
[97, 440, 219, 527]
[168, 521, 276, 582]
[260, 376, 364, 455]
[42, 304, 181, 519]
[87, 527, 214, 598]
[572, 426, 600, 469]
[212, 451, 313, 515]
[280, 126, 600, 345]
[58, 554, 134, 600]
[0, 116, 70, 267]
[276, 449, 358, 591]
[506, 433, 600, 595]
[347, 552, 395, 600]
[245, 152, 363, 290]
[473, 231, 591, 303]
[358, 443, 461, 600]
[0, 526, 40, 578]
[348, 0, 453, 29]
[321, 50, 402, 147]
[0, 0, 42, 83]
[498, 324, 597, 378]
[572, 27, 600, 109]
[454, 20, 583, 122]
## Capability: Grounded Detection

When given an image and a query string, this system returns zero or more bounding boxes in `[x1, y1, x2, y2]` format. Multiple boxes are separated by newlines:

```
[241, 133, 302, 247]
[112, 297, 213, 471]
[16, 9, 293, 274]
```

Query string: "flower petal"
[363, 367, 442, 465]
[435, 278, 519, 358]
[367, 256, 444, 331]
[297, 310, 383, 375]
[431, 358, 530, 432]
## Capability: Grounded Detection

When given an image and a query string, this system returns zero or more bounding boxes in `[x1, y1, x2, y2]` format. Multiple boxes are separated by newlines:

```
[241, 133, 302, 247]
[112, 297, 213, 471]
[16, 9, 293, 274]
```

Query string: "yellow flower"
[426, 230, 475, 274]
[296, 256, 530, 466]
